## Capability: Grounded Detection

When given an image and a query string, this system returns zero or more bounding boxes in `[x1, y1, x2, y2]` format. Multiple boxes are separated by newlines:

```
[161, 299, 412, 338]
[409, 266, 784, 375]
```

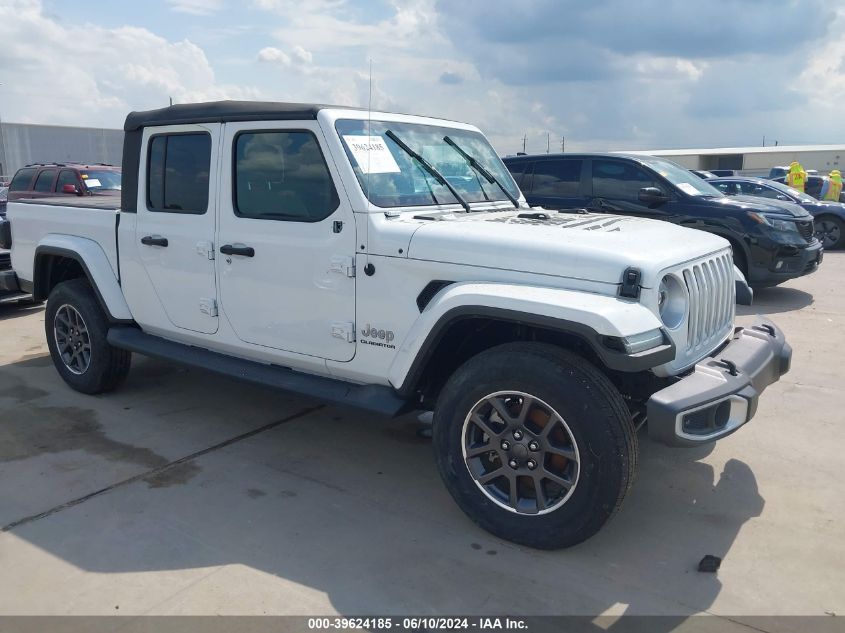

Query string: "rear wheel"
[433, 343, 637, 549]
[45, 278, 131, 394]
[815, 215, 844, 250]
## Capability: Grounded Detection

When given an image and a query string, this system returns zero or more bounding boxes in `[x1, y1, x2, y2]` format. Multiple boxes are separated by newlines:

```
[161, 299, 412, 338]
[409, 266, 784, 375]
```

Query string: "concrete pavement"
[0, 254, 843, 620]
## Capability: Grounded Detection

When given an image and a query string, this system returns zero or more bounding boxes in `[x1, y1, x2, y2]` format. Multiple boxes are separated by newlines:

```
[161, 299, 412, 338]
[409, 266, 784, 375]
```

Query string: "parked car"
[712, 176, 845, 249]
[7, 163, 121, 201]
[769, 166, 819, 179]
[0, 218, 30, 303]
[503, 153, 822, 287]
[4, 100, 790, 550]
[772, 174, 845, 204]
[690, 169, 717, 180]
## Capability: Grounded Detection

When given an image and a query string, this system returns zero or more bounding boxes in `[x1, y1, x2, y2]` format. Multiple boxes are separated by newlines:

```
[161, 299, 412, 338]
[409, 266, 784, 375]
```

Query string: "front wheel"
[433, 343, 637, 549]
[45, 278, 131, 394]
[815, 215, 844, 250]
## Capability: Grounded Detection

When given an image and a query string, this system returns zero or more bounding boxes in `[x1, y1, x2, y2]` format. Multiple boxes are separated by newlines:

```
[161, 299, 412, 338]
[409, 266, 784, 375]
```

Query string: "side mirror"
[61, 184, 80, 195]
[638, 187, 668, 204]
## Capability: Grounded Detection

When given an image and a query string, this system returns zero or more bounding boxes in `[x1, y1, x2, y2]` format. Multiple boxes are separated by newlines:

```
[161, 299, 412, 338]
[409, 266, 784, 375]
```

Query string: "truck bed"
[8, 197, 121, 286]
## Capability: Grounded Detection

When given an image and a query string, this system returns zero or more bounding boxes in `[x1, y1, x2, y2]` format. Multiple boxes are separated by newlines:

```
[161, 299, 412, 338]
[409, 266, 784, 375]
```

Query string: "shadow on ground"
[0, 354, 765, 624]
[739, 286, 814, 316]
[0, 301, 43, 322]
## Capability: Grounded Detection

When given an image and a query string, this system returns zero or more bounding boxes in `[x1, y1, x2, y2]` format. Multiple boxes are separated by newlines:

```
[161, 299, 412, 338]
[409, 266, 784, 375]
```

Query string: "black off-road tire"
[45, 278, 131, 394]
[433, 342, 637, 550]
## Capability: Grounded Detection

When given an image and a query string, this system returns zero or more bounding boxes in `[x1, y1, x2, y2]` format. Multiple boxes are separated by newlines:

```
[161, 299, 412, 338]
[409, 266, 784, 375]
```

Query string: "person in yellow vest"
[823, 169, 842, 201]
[785, 161, 807, 192]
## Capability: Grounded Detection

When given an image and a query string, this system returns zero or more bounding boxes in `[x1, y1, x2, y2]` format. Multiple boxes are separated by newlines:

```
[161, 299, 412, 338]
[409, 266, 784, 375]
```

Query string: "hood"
[405, 210, 729, 287]
[730, 195, 812, 218]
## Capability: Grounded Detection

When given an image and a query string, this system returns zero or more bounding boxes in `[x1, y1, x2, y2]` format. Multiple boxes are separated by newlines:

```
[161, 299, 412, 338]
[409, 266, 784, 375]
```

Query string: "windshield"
[764, 178, 816, 203]
[81, 170, 121, 191]
[335, 119, 519, 208]
[639, 156, 724, 197]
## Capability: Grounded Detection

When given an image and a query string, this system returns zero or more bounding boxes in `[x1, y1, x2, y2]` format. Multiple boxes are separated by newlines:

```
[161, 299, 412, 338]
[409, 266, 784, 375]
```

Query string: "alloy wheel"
[53, 304, 92, 375]
[461, 391, 580, 515]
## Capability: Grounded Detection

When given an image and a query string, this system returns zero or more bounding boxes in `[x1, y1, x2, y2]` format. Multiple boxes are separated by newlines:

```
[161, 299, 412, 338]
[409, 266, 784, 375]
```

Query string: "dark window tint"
[506, 162, 527, 189]
[738, 182, 780, 199]
[592, 160, 659, 200]
[147, 133, 211, 214]
[714, 181, 741, 195]
[234, 131, 338, 222]
[57, 170, 79, 192]
[34, 170, 57, 193]
[9, 168, 36, 191]
[531, 159, 582, 197]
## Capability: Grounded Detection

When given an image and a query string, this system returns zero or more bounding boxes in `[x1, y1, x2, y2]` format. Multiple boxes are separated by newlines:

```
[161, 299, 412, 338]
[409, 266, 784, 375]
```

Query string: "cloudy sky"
[1, 0, 843, 155]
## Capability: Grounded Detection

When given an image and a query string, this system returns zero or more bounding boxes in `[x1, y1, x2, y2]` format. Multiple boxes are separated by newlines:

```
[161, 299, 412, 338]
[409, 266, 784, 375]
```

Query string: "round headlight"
[658, 274, 687, 329]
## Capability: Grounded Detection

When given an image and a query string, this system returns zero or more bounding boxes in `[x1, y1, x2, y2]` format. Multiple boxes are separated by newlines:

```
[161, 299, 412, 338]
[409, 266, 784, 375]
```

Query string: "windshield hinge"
[619, 267, 642, 299]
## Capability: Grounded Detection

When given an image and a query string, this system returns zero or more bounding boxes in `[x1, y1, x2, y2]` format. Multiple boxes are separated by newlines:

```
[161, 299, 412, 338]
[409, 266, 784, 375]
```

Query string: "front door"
[217, 122, 356, 362]
[588, 158, 674, 219]
[135, 124, 220, 334]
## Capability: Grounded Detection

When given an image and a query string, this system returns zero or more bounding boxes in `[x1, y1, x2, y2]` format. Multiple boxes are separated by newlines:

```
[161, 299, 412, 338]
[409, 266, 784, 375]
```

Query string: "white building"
[622, 144, 845, 176]
[0, 122, 123, 181]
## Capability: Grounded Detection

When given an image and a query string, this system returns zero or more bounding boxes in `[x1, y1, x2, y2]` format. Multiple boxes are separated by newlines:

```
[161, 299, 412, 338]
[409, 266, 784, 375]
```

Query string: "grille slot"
[0, 252, 10, 271]
[681, 252, 735, 354]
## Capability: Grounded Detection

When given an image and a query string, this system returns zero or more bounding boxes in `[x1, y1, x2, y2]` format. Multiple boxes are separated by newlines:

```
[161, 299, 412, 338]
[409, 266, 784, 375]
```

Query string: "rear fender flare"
[34, 236, 133, 322]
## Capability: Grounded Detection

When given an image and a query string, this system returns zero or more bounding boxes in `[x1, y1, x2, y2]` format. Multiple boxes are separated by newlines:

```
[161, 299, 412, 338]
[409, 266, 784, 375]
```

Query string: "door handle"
[141, 235, 168, 247]
[220, 244, 255, 257]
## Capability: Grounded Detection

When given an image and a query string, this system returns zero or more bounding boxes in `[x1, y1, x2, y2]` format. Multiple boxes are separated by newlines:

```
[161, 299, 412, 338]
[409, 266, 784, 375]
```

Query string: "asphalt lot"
[0, 254, 843, 622]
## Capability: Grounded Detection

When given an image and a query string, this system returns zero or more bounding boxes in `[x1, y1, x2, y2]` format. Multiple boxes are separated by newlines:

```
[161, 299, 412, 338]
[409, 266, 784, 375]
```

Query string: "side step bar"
[107, 327, 410, 417]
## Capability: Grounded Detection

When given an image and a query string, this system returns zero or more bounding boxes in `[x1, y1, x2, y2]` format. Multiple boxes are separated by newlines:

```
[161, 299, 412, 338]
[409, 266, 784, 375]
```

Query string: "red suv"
[7, 163, 121, 201]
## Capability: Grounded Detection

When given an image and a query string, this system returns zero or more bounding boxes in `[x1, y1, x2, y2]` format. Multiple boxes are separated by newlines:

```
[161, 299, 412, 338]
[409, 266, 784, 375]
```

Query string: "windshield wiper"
[443, 136, 520, 209]
[384, 130, 471, 213]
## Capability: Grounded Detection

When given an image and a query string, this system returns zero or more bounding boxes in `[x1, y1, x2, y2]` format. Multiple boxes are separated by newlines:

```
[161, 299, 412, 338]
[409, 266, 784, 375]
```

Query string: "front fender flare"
[34, 236, 133, 322]
[389, 282, 672, 394]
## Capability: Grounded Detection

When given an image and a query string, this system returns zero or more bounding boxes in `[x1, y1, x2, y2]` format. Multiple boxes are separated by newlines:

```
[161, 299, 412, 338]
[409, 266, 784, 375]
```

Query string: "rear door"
[522, 158, 588, 210]
[216, 121, 357, 362]
[135, 124, 221, 334]
[32, 169, 58, 199]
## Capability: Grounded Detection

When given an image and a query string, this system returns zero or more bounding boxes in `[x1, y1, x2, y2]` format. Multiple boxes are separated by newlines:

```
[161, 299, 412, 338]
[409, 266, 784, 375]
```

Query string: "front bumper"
[749, 239, 823, 287]
[647, 317, 791, 447]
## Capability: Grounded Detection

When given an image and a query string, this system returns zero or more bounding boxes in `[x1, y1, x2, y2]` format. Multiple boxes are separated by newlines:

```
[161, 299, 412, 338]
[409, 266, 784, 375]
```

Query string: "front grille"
[681, 252, 735, 354]
[796, 220, 814, 241]
[0, 252, 10, 271]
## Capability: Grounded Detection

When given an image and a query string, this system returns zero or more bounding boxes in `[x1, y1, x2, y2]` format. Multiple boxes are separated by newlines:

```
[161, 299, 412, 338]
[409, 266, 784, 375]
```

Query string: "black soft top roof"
[124, 100, 353, 131]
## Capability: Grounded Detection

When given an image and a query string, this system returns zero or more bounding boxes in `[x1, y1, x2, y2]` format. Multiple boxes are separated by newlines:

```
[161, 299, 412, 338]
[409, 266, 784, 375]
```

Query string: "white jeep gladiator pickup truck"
[2, 101, 791, 549]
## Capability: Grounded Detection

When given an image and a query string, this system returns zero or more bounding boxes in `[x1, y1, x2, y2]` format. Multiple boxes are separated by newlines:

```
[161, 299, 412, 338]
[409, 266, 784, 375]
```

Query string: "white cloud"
[0, 0, 259, 128]
[167, 0, 225, 15]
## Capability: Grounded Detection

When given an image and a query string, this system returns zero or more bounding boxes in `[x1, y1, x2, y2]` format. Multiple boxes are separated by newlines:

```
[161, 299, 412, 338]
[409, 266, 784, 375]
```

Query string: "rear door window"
[592, 160, 659, 200]
[531, 159, 583, 197]
[147, 133, 211, 214]
[33, 170, 57, 193]
[9, 168, 37, 192]
[506, 162, 528, 190]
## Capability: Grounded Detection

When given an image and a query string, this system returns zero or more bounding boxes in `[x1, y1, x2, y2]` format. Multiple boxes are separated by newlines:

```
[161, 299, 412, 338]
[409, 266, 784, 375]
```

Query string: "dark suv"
[503, 153, 822, 287]
[7, 163, 121, 201]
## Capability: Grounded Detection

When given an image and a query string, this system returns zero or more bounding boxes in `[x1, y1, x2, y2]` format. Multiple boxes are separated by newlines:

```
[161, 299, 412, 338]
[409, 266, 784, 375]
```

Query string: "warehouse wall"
[0, 122, 123, 180]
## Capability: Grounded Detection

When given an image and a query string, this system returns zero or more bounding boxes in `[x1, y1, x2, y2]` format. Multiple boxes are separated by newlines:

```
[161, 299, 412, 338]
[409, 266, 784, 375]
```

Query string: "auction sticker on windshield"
[677, 182, 700, 195]
[342, 135, 401, 174]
